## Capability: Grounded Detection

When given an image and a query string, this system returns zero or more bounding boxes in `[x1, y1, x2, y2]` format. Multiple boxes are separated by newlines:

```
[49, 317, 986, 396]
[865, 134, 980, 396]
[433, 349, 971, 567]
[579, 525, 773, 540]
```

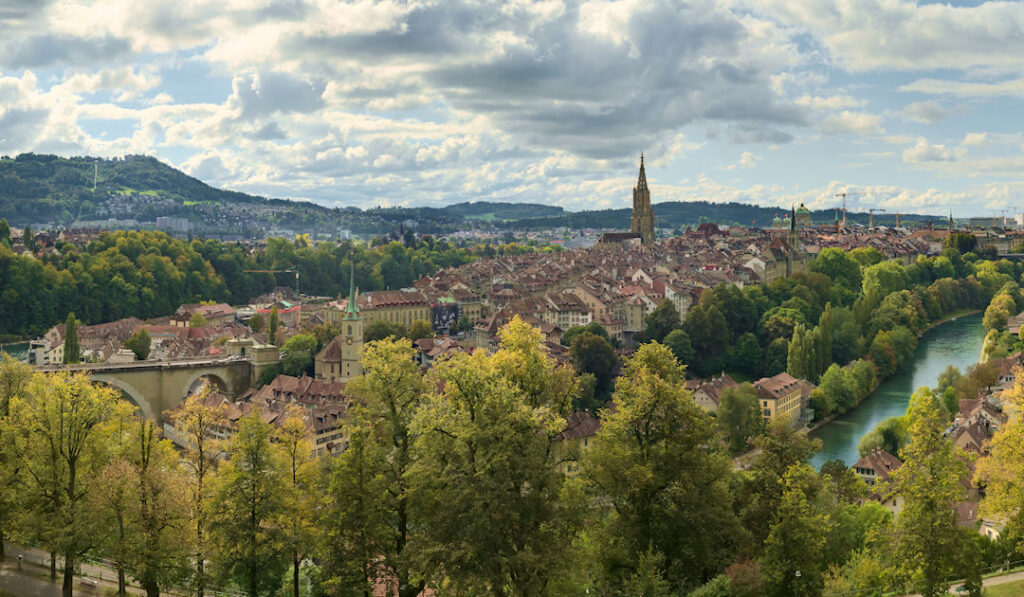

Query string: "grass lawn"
[984, 578, 1024, 596]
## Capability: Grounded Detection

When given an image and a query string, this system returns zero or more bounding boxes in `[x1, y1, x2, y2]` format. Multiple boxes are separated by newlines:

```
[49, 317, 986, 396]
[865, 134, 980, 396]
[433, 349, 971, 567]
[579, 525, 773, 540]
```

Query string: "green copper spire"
[346, 262, 359, 317]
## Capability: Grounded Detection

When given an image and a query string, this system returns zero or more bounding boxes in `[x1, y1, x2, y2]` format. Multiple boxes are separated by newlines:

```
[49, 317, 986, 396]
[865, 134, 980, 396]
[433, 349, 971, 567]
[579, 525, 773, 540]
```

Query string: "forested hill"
[494, 200, 936, 230]
[0, 153, 284, 224]
[1, 152, 935, 233]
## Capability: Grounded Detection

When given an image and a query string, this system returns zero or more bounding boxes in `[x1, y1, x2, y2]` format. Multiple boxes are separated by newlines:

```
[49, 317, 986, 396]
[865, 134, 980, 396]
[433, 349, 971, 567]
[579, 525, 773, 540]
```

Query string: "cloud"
[898, 77, 1024, 98]
[0, 34, 132, 69]
[901, 100, 949, 124]
[726, 151, 760, 170]
[819, 111, 884, 135]
[902, 138, 963, 163]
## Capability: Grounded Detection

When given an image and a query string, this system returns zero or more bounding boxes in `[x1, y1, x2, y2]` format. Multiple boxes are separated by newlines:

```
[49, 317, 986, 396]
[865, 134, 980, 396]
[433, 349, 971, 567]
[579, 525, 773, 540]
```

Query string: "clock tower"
[340, 266, 363, 380]
[314, 265, 364, 381]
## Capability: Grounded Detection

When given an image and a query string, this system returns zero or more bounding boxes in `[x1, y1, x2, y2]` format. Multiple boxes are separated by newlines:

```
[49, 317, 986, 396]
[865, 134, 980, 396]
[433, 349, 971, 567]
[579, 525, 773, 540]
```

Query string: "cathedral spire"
[636, 153, 647, 190]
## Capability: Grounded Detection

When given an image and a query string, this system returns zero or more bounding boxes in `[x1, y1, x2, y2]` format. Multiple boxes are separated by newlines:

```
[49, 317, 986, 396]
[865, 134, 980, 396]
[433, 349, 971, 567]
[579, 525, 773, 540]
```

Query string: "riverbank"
[919, 308, 981, 336]
[810, 311, 987, 467]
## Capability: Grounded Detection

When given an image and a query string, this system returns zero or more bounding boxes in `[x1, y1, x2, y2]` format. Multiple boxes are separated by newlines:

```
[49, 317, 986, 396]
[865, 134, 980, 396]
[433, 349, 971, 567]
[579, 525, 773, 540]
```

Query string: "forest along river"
[809, 312, 986, 469]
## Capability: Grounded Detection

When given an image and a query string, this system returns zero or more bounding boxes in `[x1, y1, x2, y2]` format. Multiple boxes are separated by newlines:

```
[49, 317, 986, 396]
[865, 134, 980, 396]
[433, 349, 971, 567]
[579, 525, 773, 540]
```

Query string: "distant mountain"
[0, 153, 939, 236]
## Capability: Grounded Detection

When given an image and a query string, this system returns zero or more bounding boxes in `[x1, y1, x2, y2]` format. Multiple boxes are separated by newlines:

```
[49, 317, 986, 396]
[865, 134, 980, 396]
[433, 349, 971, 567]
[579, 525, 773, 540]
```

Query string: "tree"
[730, 332, 762, 377]
[275, 408, 316, 597]
[407, 319, 434, 341]
[209, 411, 290, 597]
[639, 299, 681, 344]
[63, 312, 80, 364]
[984, 292, 1016, 330]
[279, 333, 317, 376]
[858, 415, 908, 457]
[123, 327, 151, 360]
[820, 364, 856, 414]
[570, 331, 618, 397]
[946, 232, 977, 255]
[168, 391, 227, 597]
[0, 355, 32, 558]
[23, 225, 36, 252]
[740, 419, 822, 547]
[0, 218, 9, 247]
[786, 323, 814, 381]
[684, 302, 729, 377]
[977, 374, 1024, 554]
[9, 371, 118, 597]
[562, 322, 610, 346]
[189, 312, 208, 327]
[761, 464, 832, 597]
[364, 319, 407, 342]
[94, 418, 191, 597]
[717, 383, 763, 454]
[663, 329, 695, 367]
[810, 247, 862, 292]
[268, 306, 280, 345]
[249, 312, 265, 333]
[409, 317, 582, 594]
[886, 390, 968, 597]
[322, 338, 430, 597]
[586, 343, 742, 591]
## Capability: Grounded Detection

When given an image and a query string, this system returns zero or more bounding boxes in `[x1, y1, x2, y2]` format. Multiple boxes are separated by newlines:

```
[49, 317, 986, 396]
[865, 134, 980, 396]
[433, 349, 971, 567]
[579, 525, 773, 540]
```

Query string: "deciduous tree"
[717, 383, 763, 454]
[586, 343, 742, 592]
[63, 312, 80, 364]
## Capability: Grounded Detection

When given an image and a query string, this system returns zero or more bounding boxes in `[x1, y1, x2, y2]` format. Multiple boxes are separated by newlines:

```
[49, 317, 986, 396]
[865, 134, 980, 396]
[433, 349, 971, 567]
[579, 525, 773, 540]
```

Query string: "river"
[809, 311, 986, 469]
[0, 341, 29, 362]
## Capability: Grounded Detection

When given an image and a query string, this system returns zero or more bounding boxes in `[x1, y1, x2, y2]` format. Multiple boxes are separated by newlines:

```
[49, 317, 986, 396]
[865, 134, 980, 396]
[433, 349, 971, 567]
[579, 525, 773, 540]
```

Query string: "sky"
[0, 0, 1022, 216]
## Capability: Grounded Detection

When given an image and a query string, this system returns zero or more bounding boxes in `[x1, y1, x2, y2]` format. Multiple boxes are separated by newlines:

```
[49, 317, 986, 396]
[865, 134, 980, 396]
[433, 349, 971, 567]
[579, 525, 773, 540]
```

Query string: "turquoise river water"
[809, 311, 986, 469]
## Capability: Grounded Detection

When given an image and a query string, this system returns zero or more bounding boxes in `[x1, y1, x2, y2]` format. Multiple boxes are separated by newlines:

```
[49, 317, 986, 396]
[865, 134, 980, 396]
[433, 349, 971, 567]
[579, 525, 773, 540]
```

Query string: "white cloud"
[819, 111, 884, 135]
[901, 100, 949, 124]
[726, 151, 760, 170]
[902, 138, 963, 163]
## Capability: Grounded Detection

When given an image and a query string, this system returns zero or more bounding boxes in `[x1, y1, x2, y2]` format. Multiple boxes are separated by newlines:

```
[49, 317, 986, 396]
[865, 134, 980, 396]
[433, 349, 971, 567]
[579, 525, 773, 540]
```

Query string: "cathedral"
[630, 154, 655, 245]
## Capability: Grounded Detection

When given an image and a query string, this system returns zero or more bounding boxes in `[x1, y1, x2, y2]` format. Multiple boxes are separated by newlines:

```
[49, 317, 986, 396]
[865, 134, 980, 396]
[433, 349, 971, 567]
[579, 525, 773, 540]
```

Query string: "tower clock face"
[346, 337, 353, 345]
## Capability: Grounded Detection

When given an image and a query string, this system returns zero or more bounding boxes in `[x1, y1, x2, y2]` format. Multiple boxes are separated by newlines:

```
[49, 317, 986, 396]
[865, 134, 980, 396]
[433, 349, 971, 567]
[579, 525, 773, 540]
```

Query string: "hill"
[0, 153, 938, 235]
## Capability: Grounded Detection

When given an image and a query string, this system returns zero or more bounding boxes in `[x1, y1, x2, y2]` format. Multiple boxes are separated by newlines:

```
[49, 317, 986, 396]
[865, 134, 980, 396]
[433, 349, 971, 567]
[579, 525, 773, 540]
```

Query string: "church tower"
[315, 264, 364, 381]
[340, 265, 364, 380]
[630, 154, 656, 245]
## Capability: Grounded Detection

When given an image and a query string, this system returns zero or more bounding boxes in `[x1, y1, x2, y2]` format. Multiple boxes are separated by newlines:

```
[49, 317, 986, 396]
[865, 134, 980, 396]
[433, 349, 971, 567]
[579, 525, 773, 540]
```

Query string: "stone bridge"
[38, 357, 253, 421]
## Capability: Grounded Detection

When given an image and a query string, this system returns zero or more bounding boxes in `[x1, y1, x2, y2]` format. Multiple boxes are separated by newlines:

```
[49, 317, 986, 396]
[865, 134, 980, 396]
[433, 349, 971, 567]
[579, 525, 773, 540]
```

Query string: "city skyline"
[1, 0, 1022, 216]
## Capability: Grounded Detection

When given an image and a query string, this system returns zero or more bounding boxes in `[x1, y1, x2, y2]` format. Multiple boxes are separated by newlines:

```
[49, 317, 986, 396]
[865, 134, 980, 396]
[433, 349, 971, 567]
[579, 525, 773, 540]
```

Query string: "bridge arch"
[182, 370, 232, 398]
[91, 374, 155, 420]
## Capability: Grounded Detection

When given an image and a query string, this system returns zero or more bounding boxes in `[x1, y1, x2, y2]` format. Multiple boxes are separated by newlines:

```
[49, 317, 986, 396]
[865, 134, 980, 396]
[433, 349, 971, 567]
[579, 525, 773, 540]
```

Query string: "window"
[347, 325, 352, 335]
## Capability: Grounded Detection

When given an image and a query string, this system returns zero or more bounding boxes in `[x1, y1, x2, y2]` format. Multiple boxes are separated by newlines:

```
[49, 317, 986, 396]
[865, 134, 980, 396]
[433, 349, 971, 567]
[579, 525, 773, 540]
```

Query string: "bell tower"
[340, 264, 363, 379]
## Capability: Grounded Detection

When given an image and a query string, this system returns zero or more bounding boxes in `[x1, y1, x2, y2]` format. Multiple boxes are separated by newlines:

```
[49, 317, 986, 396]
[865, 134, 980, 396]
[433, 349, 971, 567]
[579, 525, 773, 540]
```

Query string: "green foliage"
[409, 318, 581, 595]
[0, 219, 9, 247]
[639, 299, 681, 344]
[761, 464, 832, 597]
[946, 232, 978, 255]
[683, 301, 730, 377]
[717, 383, 763, 454]
[363, 319, 407, 342]
[122, 327, 151, 360]
[689, 574, 733, 597]
[570, 332, 617, 397]
[189, 312, 207, 327]
[268, 306, 280, 345]
[663, 328, 695, 367]
[279, 334, 318, 377]
[810, 247, 862, 293]
[786, 323, 815, 381]
[562, 321, 610, 346]
[586, 343, 742, 592]
[984, 292, 1017, 330]
[885, 390, 969, 597]
[858, 415, 908, 457]
[739, 420, 822, 548]
[248, 312, 265, 332]
[820, 364, 856, 415]
[63, 312, 80, 364]
[407, 319, 434, 341]
[210, 411, 291, 597]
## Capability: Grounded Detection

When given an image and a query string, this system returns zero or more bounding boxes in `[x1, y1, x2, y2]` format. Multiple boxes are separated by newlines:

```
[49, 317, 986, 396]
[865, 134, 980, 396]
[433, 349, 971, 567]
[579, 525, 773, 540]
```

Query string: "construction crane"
[868, 208, 886, 229]
[243, 266, 299, 293]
